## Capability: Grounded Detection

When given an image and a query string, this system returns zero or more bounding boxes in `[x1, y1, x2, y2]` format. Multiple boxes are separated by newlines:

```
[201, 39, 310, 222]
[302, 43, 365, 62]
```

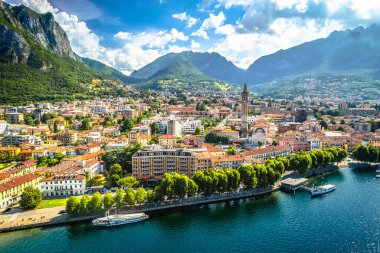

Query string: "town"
[0, 83, 378, 218]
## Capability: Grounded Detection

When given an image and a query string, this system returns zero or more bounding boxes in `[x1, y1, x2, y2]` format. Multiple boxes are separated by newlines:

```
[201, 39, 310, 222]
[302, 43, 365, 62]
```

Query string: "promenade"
[0, 185, 278, 233]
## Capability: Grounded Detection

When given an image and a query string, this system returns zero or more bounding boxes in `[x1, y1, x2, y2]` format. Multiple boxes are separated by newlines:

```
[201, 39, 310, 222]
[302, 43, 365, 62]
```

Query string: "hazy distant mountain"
[131, 51, 245, 84]
[246, 25, 380, 84]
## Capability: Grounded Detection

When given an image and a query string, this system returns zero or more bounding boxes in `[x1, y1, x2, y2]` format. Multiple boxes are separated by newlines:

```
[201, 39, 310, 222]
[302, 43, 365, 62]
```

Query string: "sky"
[5, 0, 380, 74]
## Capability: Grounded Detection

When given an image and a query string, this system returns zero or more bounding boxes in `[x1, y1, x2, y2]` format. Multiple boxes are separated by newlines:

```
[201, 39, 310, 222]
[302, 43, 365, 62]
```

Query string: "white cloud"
[192, 11, 226, 39]
[209, 18, 344, 68]
[190, 40, 201, 50]
[172, 12, 199, 28]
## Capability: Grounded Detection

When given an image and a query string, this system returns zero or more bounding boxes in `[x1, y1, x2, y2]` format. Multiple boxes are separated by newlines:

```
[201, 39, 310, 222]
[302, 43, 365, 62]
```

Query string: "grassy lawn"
[37, 198, 68, 209]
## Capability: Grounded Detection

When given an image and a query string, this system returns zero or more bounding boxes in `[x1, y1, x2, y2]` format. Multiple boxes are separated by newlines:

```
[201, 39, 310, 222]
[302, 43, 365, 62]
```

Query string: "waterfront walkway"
[0, 185, 279, 233]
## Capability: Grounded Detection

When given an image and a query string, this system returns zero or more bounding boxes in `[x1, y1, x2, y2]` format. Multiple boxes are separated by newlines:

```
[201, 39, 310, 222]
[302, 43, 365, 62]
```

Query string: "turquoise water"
[1, 168, 380, 253]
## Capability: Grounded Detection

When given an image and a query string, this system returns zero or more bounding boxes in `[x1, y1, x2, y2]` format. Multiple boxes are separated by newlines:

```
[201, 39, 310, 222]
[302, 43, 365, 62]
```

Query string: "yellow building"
[0, 147, 21, 161]
[0, 174, 40, 209]
[158, 135, 177, 148]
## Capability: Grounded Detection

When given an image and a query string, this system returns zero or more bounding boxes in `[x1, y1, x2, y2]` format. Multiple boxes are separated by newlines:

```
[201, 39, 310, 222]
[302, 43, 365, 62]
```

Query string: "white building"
[0, 120, 8, 134]
[41, 174, 86, 197]
[87, 132, 102, 142]
[2, 133, 42, 146]
[105, 141, 129, 151]
[181, 119, 204, 134]
[167, 116, 182, 137]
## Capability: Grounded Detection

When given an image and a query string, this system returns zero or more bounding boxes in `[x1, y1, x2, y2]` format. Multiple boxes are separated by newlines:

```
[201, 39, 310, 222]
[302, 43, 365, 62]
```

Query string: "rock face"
[0, 1, 78, 66]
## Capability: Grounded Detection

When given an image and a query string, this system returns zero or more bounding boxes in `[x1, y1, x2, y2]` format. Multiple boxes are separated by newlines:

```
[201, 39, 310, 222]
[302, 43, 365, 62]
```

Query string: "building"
[2, 133, 42, 147]
[167, 116, 182, 137]
[132, 149, 197, 179]
[338, 101, 348, 115]
[0, 174, 40, 209]
[348, 108, 377, 117]
[158, 135, 177, 148]
[243, 146, 292, 160]
[56, 130, 78, 145]
[354, 122, 372, 132]
[240, 83, 249, 138]
[6, 113, 24, 124]
[41, 174, 86, 197]
[0, 120, 8, 134]
[105, 141, 129, 151]
[181, 119, 204, 134]
[0, 147, 21, 161]
[212, 155, 261, 169]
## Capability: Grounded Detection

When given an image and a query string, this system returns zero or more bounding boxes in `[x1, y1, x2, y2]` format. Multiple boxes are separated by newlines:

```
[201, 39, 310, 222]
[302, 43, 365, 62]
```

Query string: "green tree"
[238, 164, 257, 189]
[124, 188, 136, 205]
[88, 192, 103, 213]
[320, 120, 328, 130]
[19, 186, 41, 209]
[150, 122, 160, 135]
[114, 188, 126, 209]
[103, 192, 114, 210]
[224, 168, 240, 191]
[289, 154, 312, 174]
[146, 190, 155, 203]
[53, 120, 59, 133]
[227, 146, 237, 155]
[66, 196, 80, 215]
[194, 127, 202, 136]
[24, 115, 34, 125]
[272, 140, 278, 146]
[80, 118, 91, 131]
[187, 179, 198, 197]
[135, 187, 147, 204]
[258, 141, 264, 148]
[79, 194, 91, 214]
[117, 176, 139, 188]
[121, 118, 134, 132]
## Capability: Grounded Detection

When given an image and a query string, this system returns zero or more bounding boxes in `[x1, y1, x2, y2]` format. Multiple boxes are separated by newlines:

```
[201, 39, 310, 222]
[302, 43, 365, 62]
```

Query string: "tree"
[194, 127, 202, 136]
[80, 118, 91, 131]
[66, 196, 80, 215]
[205, 132, 229, 144]
[146, 190, 155, 203]
[150, 122, 160, 135]
[289, 154, 312, 174]
[79, 194, 91, 214]
[258, 141, 264, 148]
[135, 187, 147, 204]
[272, 140, 278, 146]
[114, 189, 126, 209]
[117, 176, 139, 188]
[108, 163, 123, 186]
[124, 188, 136, 205]
[24, 115, 33, 125]
[227, 146, 237, 155]
[103, 192, 114, 210]
[34, 118, 41, 126]
[88, 192, 103, 213]
[238, 164, 257, 189]
[187, 179, 198, 197]
[121, 118, 134, 132]
[224, 168, 240, 191]
[320, 120, 328, 130]
[19, 186, 41, 209]
[53, 120, 59, 133]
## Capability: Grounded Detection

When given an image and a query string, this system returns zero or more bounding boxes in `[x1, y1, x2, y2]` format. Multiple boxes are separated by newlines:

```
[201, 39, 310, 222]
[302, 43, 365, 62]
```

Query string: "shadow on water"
[307, 169, 345, 186]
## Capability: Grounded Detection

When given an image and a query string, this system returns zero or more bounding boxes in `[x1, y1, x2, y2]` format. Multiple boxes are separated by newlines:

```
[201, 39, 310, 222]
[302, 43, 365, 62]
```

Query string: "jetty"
[280, 178, 308, 192]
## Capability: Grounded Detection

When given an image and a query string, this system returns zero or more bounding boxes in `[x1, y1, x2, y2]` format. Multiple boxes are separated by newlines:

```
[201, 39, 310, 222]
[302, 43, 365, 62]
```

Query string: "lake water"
[1, 168, 380, 253]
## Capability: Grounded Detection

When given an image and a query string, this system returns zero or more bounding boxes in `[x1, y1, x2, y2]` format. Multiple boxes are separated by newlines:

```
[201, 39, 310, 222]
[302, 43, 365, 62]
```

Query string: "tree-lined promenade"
[65, 147, 347, 216]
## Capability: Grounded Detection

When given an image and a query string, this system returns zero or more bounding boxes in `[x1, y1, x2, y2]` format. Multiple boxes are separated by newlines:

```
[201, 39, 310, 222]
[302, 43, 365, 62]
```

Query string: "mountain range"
[0, 2, 379, 103]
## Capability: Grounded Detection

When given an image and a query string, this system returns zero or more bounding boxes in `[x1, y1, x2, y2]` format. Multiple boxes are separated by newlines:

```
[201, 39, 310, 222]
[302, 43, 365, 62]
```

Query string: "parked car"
[58, 210, 66, 214]
[2, 207, 12, 214]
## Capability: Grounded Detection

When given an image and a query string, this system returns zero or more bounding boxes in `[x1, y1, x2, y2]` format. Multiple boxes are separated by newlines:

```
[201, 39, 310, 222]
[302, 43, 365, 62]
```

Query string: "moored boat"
[376, 174, 380, 179]
[310, 184, 336, 196]
[92, 212, 148, 227]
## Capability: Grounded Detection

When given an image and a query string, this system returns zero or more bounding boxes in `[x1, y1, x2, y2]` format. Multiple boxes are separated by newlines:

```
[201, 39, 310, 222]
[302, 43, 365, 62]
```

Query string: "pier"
[280, 178, 308, 192]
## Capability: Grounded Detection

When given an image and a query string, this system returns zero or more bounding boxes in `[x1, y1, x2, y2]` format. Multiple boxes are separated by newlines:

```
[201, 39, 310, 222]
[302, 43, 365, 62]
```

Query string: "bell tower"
[241, 83, 249, 138]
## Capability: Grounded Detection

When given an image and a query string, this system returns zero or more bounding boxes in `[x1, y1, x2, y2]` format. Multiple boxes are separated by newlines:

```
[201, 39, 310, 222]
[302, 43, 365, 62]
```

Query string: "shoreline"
[0, 162, 355, 233]
[0, 186, 278, 233]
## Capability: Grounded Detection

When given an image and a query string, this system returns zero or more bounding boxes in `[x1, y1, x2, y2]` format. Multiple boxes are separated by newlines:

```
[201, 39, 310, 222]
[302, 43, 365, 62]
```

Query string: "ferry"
[92, 212, 148, 227]
[310, 184, 336, 196]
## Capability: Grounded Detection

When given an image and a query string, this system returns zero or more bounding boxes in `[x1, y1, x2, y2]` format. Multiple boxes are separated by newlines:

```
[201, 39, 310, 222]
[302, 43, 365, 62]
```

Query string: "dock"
[280, 178, 308, 191]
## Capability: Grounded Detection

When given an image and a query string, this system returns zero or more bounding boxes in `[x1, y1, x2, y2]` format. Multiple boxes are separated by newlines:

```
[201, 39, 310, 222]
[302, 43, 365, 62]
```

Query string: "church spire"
[243, 83, 248, 93]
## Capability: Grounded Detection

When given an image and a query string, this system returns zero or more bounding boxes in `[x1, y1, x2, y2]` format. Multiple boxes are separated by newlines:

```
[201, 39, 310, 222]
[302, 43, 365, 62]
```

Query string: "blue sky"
[6, 0, 380, 74]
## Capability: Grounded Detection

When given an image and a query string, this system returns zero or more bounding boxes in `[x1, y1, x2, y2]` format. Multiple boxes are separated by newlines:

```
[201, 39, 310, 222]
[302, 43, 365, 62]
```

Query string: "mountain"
[136, 55, 235, 91]
[246, 25, 380, 84]
[0, 2, 127, 104]
[81, 57, 140, 84]
[131, 51, 245, 88]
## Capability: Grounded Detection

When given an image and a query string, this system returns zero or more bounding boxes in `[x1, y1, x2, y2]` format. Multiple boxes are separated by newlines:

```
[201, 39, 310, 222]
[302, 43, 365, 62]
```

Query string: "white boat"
[92, 212, 148, 227]
[310, 184, 336, 196]
[376, 174, 380, 179]
[376, 170, 380, 173]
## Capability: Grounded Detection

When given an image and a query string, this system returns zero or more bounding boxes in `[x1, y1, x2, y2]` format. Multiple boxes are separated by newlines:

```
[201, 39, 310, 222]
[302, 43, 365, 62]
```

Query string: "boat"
[376, 174, 380, 179]
[310, 184, 336, 196]
[376, 170, 380, 173]
[92, 212, 148, 227]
